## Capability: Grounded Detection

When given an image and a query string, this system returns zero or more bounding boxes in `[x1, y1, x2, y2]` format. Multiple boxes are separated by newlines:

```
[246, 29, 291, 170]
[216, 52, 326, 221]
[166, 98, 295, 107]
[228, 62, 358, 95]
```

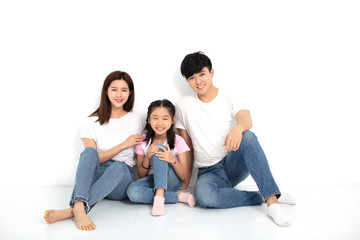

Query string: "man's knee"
[242, 131, 258, 145]
[194, 182, 219, 208]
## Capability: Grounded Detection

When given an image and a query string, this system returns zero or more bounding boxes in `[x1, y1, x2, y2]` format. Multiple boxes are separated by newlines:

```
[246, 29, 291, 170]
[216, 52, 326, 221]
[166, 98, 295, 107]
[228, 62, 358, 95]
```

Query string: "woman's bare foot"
[43, 208, 73, 224]
[73, 201, 96, 230]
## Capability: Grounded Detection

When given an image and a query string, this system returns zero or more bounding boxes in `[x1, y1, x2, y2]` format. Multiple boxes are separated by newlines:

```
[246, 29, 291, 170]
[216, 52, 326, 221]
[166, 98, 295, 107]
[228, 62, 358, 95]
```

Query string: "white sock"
[278, 193, 296, 205]
[267, 203, 292, 227]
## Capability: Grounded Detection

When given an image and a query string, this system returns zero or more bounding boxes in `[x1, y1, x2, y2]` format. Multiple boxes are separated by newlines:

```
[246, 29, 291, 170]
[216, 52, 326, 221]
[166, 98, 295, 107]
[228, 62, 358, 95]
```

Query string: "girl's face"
[148, 107, 174, 137]
[107, 79, 130, 110]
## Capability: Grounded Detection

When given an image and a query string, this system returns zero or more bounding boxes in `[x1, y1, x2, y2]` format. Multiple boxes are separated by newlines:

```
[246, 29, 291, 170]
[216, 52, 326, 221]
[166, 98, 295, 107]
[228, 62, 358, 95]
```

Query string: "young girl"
[43, 71, 144, 230]
[126, 99, 195, 216]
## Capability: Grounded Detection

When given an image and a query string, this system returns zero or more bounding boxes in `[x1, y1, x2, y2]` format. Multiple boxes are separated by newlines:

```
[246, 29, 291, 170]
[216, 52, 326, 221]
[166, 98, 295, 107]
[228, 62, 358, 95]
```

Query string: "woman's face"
[107, 79, 130, 110]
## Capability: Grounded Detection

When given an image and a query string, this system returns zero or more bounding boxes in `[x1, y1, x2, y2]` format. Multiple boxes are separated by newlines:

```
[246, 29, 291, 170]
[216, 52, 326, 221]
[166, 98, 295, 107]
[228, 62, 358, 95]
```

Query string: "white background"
[0, 0, 359, 187]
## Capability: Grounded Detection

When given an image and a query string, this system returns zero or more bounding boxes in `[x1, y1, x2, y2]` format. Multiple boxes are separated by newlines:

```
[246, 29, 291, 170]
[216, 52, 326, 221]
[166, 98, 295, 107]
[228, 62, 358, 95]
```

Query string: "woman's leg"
[44, 147, 99, 230]
[92, 161, 134, 202]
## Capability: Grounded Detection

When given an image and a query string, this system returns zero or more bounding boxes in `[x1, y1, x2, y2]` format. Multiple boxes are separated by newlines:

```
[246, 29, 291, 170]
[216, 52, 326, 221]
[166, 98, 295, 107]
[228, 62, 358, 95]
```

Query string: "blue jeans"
[69, 147, 134, 213]
[127, 145, 183, 203]
[194, 131, 280, 208]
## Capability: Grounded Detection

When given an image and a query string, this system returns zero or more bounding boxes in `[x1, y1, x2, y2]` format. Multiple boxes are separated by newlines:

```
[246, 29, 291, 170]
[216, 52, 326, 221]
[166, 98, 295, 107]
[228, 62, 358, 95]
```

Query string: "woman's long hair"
[90, 71, 135, 125]
[144, 99, 176, 150]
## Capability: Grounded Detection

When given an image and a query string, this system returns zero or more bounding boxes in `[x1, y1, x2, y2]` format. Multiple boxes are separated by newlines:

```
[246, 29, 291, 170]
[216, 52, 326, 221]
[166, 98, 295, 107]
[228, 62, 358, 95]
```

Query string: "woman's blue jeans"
[194, 131, 281, 208]
[127, 145, 183, 203]
[69, 147, 134, 213]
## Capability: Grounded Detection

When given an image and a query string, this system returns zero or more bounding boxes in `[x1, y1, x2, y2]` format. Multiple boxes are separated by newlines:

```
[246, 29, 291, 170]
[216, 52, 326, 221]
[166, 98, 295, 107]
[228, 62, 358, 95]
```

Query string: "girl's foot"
[73, 202, 96, 230]
[178, 192, 196, 207]
[152, 196, 166, 216]
[43, 208, 73, 224]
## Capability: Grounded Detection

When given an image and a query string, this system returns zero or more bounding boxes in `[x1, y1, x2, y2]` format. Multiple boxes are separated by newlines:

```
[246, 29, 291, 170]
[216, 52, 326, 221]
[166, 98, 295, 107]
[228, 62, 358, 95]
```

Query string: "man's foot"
[73, 202, 96, 230]
[178, 192, 196, 207]
[43, 208, 73, 224]
[278, 193, 296, 205]
[267, 203, 292, 227]
[152, 196, 166, 216]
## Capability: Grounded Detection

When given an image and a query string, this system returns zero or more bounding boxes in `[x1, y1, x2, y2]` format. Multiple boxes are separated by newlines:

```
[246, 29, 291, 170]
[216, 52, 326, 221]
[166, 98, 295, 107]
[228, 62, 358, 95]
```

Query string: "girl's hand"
[156, 144, 175, 164]
[146, 144, 159, 160]
[122, 134, 145, 149]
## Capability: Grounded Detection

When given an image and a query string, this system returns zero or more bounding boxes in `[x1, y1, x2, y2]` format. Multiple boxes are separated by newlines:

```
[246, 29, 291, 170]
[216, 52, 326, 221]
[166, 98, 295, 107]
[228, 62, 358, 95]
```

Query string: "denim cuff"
[263, 191, 281, 202]
[70, 195, 90, 214]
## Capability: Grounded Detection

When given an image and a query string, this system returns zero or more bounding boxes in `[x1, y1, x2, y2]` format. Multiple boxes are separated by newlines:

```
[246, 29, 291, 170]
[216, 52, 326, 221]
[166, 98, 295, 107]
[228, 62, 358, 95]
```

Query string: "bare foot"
[73, 202, 96, 230]
[43, 208, 73, 224]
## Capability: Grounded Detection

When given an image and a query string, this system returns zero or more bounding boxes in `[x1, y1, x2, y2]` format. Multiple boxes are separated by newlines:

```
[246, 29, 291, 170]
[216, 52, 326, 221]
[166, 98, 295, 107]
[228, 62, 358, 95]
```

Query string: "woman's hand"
[156, 144, 175, 164]
[122, 134, 145, 149]
[146, 144, 159, 160]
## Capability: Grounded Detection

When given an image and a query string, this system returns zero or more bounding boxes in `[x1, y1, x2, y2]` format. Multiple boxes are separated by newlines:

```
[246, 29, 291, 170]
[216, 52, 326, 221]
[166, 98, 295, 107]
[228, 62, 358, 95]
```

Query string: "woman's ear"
[172, 116, 176, 124]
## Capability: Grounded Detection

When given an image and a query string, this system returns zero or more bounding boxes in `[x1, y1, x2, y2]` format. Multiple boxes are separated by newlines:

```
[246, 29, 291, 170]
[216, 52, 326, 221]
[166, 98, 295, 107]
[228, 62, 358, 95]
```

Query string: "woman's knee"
[79, 147, 98, 163]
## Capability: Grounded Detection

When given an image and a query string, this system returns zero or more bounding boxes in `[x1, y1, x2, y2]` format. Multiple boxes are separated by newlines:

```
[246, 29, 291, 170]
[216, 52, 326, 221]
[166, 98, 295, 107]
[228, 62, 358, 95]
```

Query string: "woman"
[44, 71, 144, 230]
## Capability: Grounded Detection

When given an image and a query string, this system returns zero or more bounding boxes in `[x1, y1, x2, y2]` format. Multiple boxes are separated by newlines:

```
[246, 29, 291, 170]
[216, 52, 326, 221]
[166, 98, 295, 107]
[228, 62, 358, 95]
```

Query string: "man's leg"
[194, 162, 262, 208]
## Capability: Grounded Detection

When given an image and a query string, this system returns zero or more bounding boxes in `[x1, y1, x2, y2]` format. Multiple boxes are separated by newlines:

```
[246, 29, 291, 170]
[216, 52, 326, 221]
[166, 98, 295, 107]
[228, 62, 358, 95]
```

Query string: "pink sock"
[178, 192, 196, 207]
[152, 196, 165, 216]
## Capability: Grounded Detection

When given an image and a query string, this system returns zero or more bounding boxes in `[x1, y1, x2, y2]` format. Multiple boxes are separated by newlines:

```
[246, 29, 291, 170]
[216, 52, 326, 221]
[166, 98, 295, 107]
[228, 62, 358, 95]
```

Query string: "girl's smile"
[148, 107, 175, 138]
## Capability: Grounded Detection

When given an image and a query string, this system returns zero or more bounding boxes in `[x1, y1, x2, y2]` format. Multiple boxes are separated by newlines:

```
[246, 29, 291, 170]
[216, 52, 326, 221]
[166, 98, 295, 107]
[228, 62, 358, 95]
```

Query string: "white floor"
[1, 184, 360, 240]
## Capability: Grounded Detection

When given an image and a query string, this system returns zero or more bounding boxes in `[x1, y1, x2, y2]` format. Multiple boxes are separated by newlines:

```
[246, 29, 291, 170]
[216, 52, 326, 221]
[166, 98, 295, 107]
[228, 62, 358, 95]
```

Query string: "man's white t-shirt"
[80, 111, 143, 167]
[175, 89, 245, 168]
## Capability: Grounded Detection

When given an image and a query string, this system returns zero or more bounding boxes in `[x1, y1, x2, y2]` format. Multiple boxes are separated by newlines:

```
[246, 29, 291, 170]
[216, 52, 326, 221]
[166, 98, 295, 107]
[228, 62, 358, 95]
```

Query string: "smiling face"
[148, 107, 174, 137]
[107, 79, 130, 110]
[187, 67, 215, 98]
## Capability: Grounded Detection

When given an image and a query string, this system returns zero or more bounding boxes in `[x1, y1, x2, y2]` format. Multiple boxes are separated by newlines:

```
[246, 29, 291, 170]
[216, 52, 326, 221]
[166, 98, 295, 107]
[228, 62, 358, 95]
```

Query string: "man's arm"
[177, 128, 194, 190]
[223, 109, 253, 152]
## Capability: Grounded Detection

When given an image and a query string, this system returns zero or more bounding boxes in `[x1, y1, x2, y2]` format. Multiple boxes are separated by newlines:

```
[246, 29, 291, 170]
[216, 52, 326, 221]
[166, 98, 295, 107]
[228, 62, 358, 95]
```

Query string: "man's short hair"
[180, 51, 212, 79]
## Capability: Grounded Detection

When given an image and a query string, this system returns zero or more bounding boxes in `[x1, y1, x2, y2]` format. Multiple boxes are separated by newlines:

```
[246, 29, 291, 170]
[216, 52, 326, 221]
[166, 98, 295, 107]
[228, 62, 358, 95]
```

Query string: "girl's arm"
[83, 134, 144, 164]
[177, 128, 194, 189]
[172, 152, 190, 182]
[136, 154, 150, 178]
[156, 145, 190, 182]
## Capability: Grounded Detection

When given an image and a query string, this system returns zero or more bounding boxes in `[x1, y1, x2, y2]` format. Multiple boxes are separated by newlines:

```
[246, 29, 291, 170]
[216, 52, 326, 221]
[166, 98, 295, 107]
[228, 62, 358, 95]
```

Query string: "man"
[175, 51, 295, 227]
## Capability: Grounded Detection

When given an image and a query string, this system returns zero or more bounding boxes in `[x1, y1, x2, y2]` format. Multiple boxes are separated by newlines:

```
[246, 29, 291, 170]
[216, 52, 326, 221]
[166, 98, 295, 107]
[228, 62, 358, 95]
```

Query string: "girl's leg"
[127, 175, 157, 203]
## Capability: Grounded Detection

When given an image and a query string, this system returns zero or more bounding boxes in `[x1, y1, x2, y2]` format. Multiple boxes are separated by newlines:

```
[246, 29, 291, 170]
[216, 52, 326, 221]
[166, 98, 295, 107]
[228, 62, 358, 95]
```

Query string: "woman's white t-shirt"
[80, 111, 143, 167]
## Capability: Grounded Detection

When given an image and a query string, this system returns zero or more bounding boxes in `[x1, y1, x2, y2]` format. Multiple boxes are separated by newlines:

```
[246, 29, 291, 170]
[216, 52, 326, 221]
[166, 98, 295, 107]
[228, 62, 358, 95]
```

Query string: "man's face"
[186, 67, 214, 97]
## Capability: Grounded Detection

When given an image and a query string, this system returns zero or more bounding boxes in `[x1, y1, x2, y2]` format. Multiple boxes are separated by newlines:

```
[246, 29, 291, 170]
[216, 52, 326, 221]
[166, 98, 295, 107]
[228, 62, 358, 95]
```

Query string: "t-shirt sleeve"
[175, 102, 185, 130]
[80, 118, 97, 142]
[134, 143, 145, 155]
[174, 134, 190, 154]
[228, 90, 246, 117]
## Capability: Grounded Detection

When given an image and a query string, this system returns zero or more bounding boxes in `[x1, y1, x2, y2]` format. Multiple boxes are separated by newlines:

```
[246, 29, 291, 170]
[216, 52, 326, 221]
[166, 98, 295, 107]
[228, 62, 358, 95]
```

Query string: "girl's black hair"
[144, 99, 176, 150]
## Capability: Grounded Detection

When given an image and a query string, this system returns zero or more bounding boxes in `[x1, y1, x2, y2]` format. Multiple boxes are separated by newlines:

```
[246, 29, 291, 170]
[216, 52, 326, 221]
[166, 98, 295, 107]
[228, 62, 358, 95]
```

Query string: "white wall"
[0, 0, 359, 187]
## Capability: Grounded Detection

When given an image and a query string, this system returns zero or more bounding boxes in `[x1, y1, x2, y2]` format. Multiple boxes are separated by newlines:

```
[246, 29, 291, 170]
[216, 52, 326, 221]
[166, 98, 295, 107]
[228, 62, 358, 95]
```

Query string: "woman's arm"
[83, 134, 144, 164]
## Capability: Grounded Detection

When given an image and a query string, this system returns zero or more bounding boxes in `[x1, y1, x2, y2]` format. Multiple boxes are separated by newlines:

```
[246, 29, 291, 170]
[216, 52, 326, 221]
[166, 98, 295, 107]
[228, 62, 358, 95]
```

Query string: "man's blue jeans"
[69, 147, 134, 213]
[194, 131, 281, 208]
[127, 145, 183, 203]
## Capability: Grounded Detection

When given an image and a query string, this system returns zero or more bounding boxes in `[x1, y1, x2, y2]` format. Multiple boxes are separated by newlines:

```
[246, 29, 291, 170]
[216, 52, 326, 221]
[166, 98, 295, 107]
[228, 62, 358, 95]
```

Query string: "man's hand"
[222, 125, 244, 152]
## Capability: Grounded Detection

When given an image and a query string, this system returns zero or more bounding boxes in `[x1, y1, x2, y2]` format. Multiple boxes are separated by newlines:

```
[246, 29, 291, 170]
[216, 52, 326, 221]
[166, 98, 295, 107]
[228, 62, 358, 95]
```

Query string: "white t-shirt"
[175, 89, 245, 168]
[80, 111, 143, 167]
